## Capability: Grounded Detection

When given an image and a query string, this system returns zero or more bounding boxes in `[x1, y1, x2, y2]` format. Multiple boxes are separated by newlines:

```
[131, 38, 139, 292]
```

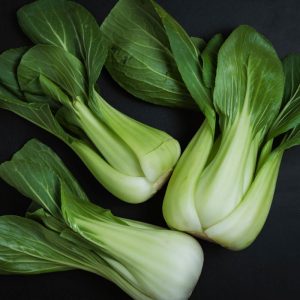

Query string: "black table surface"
[0, 0, 299, 299]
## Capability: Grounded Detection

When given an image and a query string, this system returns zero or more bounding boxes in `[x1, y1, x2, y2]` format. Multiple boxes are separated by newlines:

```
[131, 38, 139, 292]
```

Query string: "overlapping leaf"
[269, 54, 300, 139]
[101, 0, 194, 109]
[17, 0, 107, 94]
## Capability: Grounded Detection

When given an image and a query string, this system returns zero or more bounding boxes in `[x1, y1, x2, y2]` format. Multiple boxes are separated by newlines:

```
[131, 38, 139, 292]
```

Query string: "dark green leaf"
[17, 0, 107, 93]
[201, 33, 224, 88]
[18, 45, 87, 103]
[0, 48, 56, 107]
[0, 139, 88, 217]
[26, 208, 67, 233]
[101, 0, 194, 109]
[0, 95, 73, 144]
[191, 37, 206, 53]
[214, 25, 284, 135]
[0, 47, 77, 144]
[0, 48, 27, 98]
[276, 125, 300, 151]
[152, 1, 215, 128]
[268, 54, 300, 139]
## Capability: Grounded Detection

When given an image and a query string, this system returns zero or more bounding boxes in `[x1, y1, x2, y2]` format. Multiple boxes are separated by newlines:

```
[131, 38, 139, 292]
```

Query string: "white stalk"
[195, 109, 259, 228]
[163, 120, 213, 236]
[62, 197, 204, 300]
[205, 151, 283, 250]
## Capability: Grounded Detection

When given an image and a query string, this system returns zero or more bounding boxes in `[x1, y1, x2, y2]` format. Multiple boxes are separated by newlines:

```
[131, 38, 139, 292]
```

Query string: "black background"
[0, 0, 300, 299]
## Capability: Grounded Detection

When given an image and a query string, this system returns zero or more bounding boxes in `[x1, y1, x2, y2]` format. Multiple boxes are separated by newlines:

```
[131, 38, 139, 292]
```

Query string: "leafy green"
[0, 139, 203, 299]
[214, 25, 284, 134]
[191, 37, 206, 53]
[0, 47, 27, 98]
[152, 1, 215, 129]
[269, 54, 300, 139]
[101, 0, 195, 109]
[17, 0, 107, 94]
[0, 215, 96, 274]
[18, 44, 87, 102]
[163, 25, 293, 250]
[0, 0, 181, 203]
[201, 33, 224, 89]
[0, 139, 88, 218]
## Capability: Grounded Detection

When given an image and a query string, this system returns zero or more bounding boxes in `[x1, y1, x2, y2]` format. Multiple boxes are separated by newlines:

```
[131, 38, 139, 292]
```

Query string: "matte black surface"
[0, 0, 299, 299]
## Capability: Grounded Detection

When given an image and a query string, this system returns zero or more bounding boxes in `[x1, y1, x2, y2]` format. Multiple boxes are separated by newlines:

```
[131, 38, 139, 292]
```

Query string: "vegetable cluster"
[0, 0, 300, 299]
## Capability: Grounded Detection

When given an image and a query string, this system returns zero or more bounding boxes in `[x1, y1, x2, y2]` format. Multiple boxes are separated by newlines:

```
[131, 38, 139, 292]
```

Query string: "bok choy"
[160, 20, 300, 250]
[0, 0, 180, 204]
[0, 139, 203, 300]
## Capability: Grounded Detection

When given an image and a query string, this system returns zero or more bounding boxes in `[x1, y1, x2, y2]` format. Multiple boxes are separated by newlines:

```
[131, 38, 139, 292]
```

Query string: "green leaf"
[152, 1, 215, 129]
[26, 208, 67, 233]
[276, 125, 300, 151]
[18, 44, 87, 103]
[0, 94, 72, 142]
[61, 184, 126, 230]
[201, 33, 224, 88]
[0, 47, 78, 144]
[0, 139, 88, 217]
[214, 25, 284, 135]
[191, 37, 206, 53]
[101, 0, 195, 109]
[268, 54, 300, 139]
[0, 48, 27, 98]
[0, 215, 101, 274]
[17, 0, 107, 93]
[0, 48, 54, 107]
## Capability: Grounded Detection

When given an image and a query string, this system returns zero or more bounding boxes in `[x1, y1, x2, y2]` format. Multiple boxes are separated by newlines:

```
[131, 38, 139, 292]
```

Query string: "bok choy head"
[148, 5, 290, 249]
[0, 0, 180, 203]
[0, 139, 203, 300]
[159, 21, 295, 250]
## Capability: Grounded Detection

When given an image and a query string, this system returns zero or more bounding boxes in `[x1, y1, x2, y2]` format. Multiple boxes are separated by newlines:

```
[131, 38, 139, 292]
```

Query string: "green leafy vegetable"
[162, 25, 297, 250]
[0, 0, 181, 203]
[0, 139, 203, 300]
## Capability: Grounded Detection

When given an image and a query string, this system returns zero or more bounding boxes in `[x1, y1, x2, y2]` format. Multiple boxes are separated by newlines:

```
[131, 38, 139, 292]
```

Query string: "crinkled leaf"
[214, 25, 284, 135]
[269, 54, 300, 139]
[152, 1, 215, 129]
[17, 0, 107, 93]
[101, 0, 194, 109]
